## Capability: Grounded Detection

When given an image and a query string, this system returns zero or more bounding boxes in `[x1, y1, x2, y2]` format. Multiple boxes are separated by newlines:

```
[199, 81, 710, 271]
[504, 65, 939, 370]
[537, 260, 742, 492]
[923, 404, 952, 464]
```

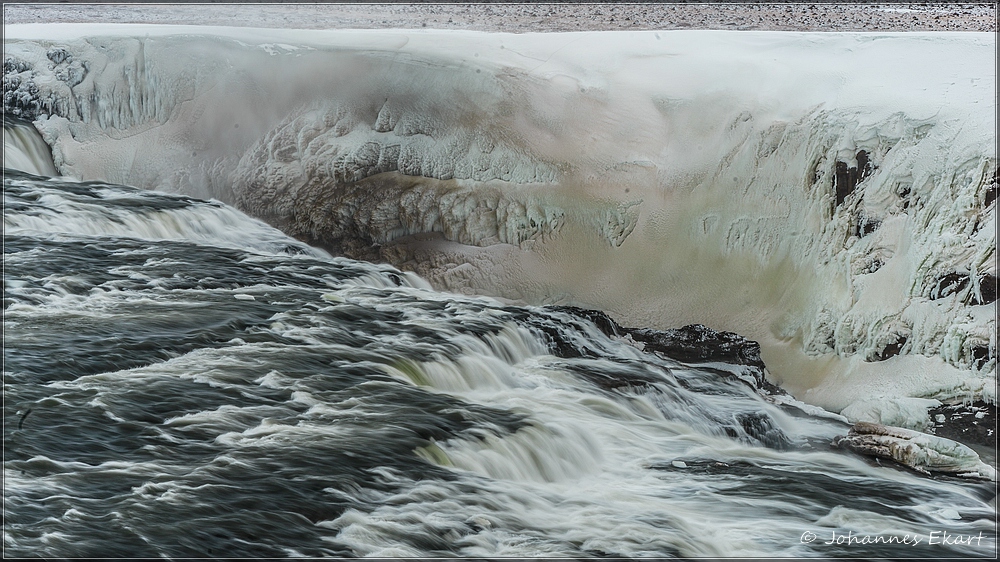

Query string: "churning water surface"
[3, 168, 997, 558]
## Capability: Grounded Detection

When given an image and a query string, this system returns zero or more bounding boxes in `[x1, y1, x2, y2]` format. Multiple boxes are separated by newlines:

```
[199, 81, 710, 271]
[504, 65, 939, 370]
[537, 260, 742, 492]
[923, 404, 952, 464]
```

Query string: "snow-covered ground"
[3, 23, 995, 426]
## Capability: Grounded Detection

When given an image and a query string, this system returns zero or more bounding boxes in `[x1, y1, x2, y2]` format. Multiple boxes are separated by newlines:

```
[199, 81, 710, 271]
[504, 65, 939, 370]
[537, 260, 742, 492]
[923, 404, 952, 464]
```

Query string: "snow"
[3, 25, 995, 420]
[834, 422, 997, 480]
[840, 397, 944, 431]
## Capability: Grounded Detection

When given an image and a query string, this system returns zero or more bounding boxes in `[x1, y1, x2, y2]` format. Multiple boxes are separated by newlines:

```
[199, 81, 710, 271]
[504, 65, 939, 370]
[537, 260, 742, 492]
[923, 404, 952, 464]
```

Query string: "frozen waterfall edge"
[2, 27, 995, 426]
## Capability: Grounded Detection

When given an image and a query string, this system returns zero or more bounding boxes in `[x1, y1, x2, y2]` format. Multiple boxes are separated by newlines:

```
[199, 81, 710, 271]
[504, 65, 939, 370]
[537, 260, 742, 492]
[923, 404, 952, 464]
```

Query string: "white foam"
[3, 120, 58, 176]
[3, 177, 329, 257]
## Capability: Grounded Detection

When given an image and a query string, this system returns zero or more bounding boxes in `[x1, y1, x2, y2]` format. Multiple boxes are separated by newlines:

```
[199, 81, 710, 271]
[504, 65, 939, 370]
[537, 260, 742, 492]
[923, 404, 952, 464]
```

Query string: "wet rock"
[627, 324, 764, 368]
[833, 421, 996, 480]
[513, 306, 621, 359]
[547, 305, 622, 338]
[733, 411, 791, 449]
[928, 401, 996, 449]
[563, 360, 664, 393]
[626, 324, 783, 395]
[543, 308, 780, 396]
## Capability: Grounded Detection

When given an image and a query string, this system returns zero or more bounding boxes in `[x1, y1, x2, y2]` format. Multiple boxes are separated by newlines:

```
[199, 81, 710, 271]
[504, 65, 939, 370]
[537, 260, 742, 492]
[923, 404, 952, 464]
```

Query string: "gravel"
[3, 2, 996, 33]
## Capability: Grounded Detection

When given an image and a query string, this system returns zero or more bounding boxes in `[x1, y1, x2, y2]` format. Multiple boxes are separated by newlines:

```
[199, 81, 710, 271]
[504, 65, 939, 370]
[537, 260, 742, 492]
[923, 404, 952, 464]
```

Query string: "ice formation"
[3, 25, 996, 422]
[833, 421, 997, 480]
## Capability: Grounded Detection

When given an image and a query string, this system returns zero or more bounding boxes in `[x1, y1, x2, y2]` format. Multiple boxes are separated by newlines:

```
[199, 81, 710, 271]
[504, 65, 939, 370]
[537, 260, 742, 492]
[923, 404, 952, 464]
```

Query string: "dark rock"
[733, 411, 791, 449]
[529, 325, 584, 360]
[627, 324, 783, 395]
[540, 308, 780, 396]
[546, 305, 621, 338]
[627, 324, 764, 368]
[834, 150, 875, 207]
[970, 345, 992, 371]
[928, 401, 997, 450]
[870, 335, 907, 362]
[510, 307, 607, 359]
[563, 360, 664, 393]
[834, 161, 852, 206]
[928, 270, 997, 305]
[928, 272, 970, 300]
[855, 214, 881, 237]
[984, 167, 997, 209]
[856, 150, 873, 181]
[970, 274, 997, 305]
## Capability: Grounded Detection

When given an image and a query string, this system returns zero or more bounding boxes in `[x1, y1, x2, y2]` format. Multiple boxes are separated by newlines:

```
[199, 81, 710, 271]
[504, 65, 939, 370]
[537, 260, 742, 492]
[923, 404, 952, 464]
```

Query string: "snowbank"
[3, 25, 995, 420]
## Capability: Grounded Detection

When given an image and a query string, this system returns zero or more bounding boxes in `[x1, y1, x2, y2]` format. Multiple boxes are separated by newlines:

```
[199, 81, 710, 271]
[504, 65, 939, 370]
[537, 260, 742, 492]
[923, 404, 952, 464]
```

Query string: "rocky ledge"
[547, 305, 782, 397]
[833, 421, 996, 481]
[551, 305, 996, 480]
[928, 401, 996, 450]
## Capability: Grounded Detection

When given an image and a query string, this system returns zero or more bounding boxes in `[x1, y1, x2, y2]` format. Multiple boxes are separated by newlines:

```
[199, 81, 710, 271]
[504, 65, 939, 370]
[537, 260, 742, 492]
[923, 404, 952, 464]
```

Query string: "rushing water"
[3, 165, 996, 558]
[2, 117, 57, 177]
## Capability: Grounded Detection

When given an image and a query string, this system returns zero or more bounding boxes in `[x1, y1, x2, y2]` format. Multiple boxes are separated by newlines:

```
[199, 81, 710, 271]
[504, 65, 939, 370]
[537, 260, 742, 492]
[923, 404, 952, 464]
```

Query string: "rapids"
[3, 167, 996, 558]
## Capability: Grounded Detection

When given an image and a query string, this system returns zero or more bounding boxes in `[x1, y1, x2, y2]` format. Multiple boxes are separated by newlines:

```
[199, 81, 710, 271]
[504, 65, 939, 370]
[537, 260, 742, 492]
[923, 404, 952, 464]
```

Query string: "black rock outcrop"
[929, 401, 997, 449]
[834, 149, 874, 207]
[548, 306, 782, 396]
[971, 274, 997, 305]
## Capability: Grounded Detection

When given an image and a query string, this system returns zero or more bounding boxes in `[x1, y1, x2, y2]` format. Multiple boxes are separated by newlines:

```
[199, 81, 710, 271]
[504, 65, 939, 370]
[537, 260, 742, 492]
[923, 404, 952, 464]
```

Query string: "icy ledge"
[2, 27, 995, 422]
[834, 422, 997, 481]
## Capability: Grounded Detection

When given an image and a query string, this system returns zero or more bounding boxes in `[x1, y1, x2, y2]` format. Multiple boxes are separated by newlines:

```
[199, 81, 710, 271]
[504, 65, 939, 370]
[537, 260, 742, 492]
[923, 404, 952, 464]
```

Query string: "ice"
[840, 397, 943, 431]
[3, 25, 995, 418]
[833, 422, 997, 480]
